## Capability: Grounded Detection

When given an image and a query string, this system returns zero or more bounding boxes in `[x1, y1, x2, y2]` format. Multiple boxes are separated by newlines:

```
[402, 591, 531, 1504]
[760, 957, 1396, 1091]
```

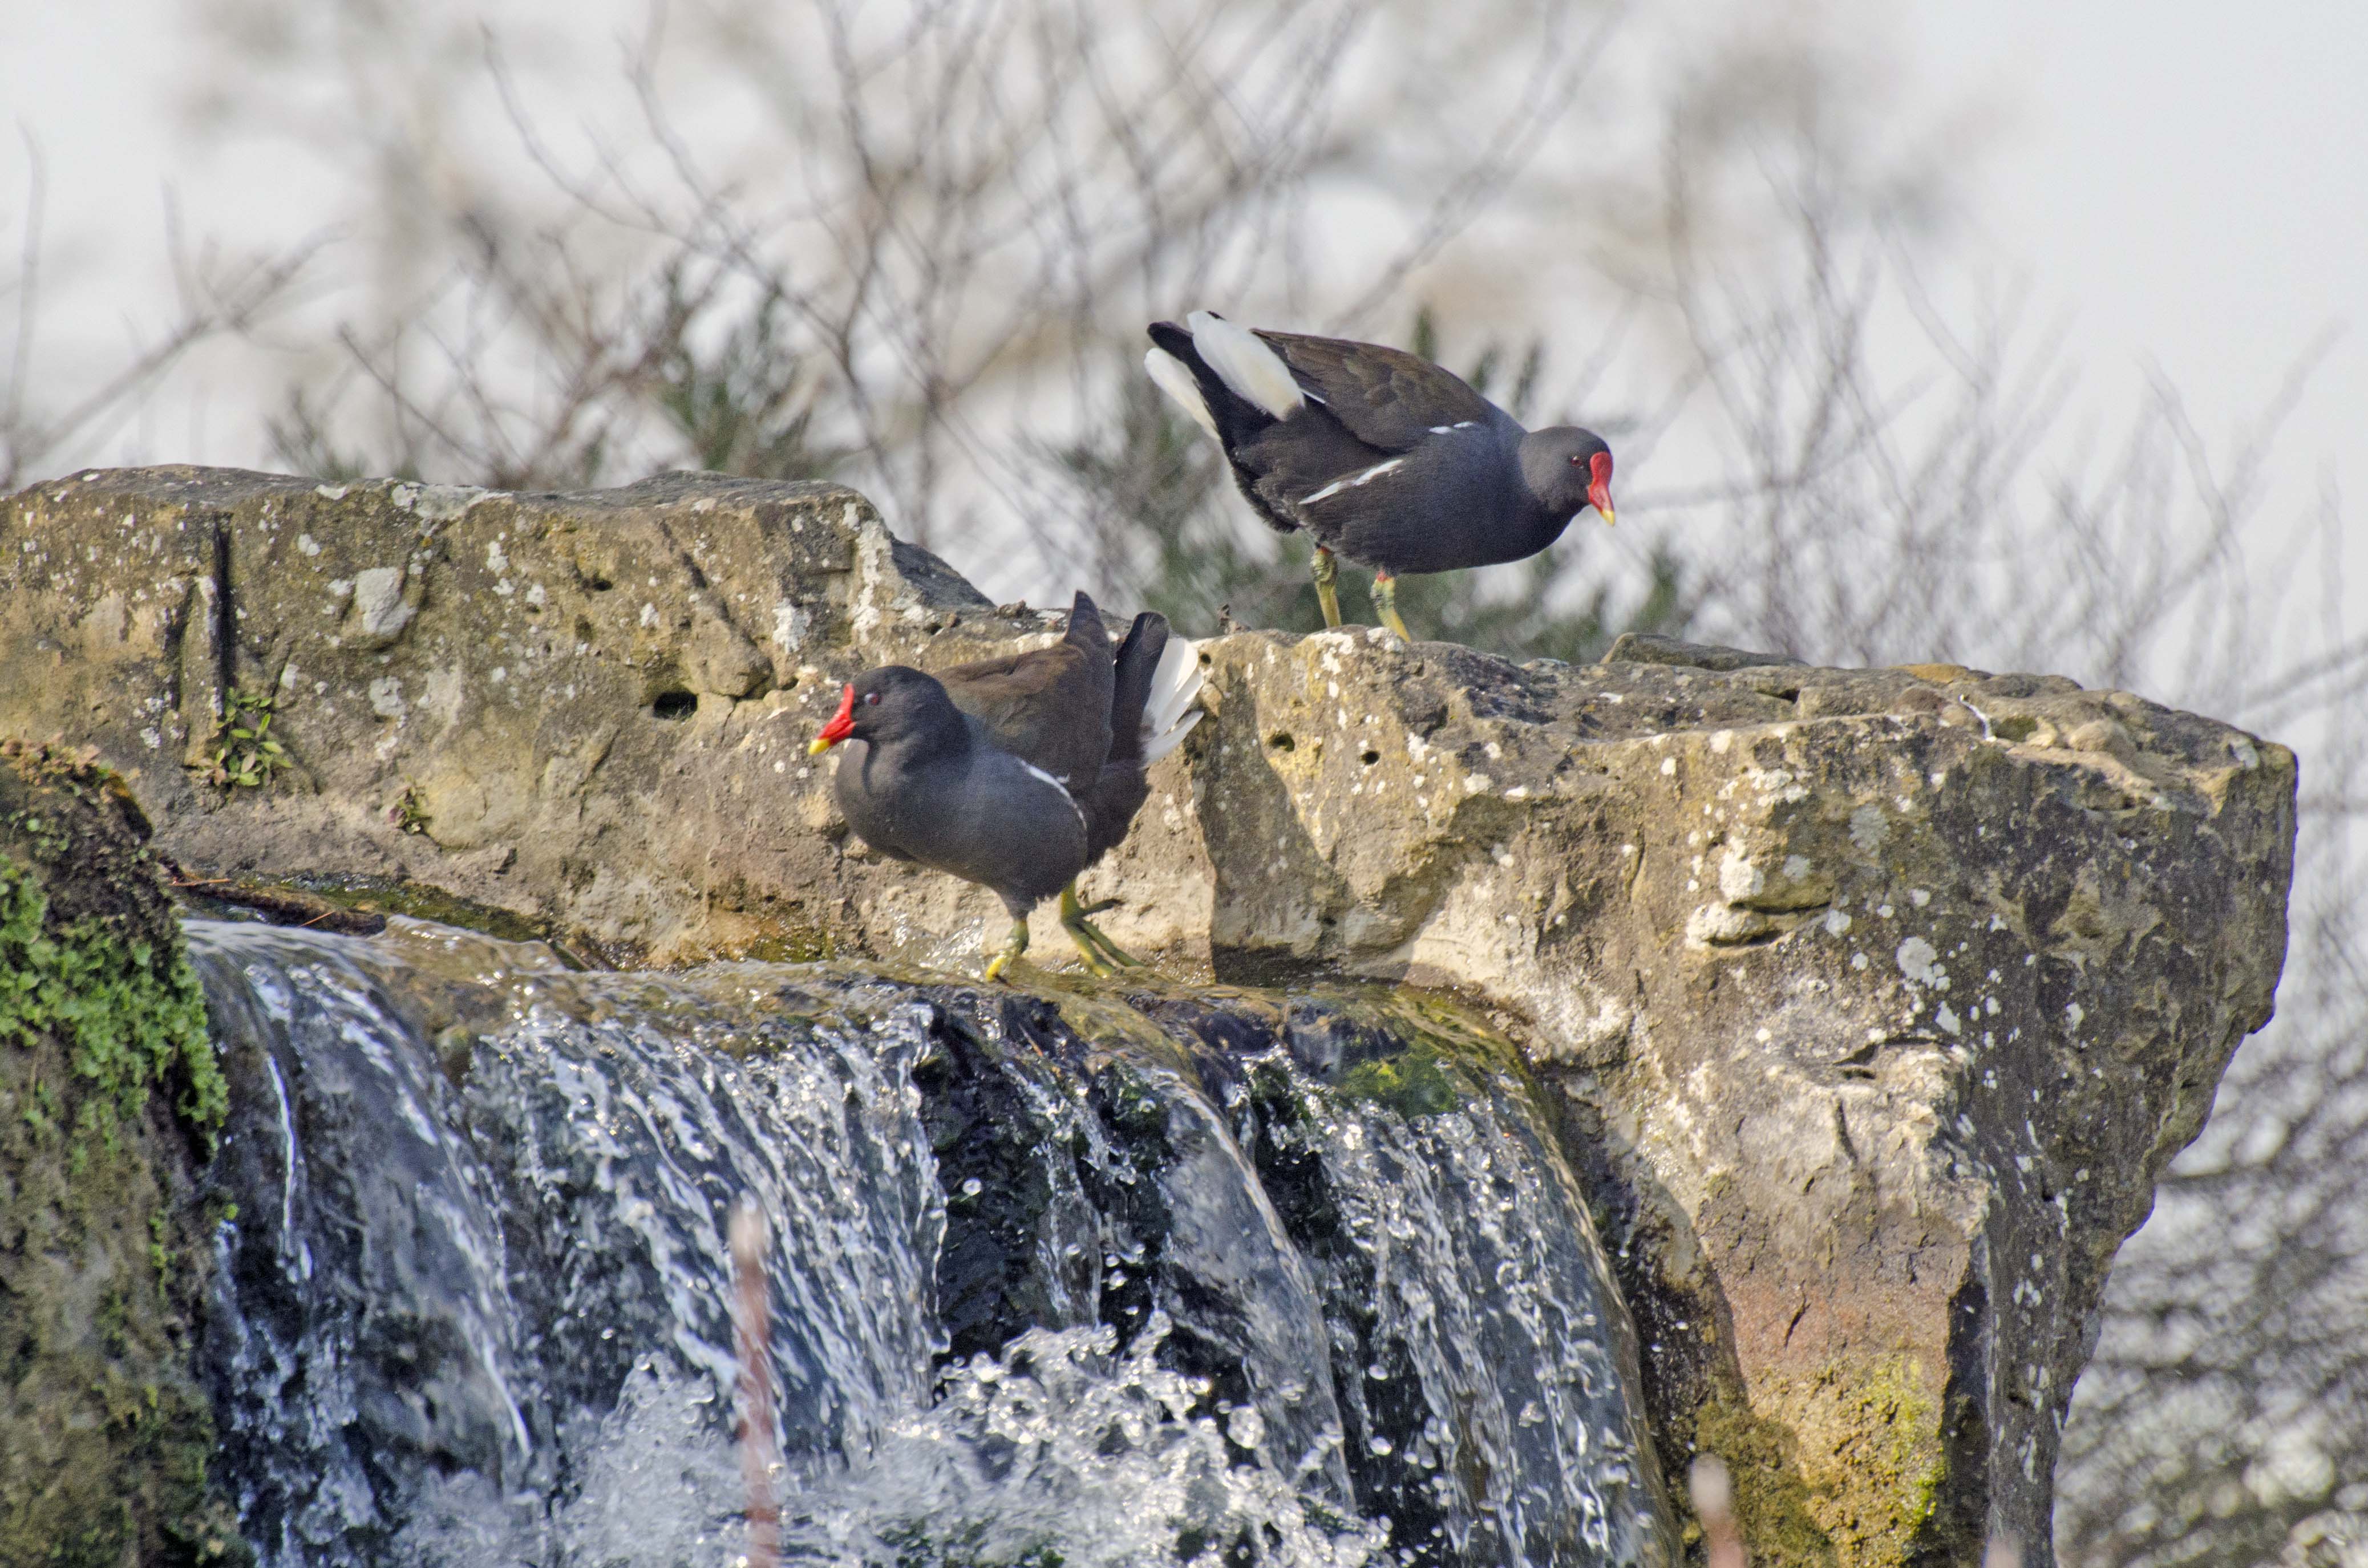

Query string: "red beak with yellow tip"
[1588, 451, 1616, 528]
[808, 684, 856, 755]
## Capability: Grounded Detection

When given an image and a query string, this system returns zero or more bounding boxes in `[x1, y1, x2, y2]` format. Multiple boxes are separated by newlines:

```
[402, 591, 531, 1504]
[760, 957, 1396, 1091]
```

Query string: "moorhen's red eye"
[864, 691, 880, 705]
[1570, 453, 1582, 464]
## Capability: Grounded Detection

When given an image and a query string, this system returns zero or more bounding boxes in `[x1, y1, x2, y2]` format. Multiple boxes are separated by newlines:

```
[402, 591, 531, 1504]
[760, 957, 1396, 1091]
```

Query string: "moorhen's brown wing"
[1253, 329, 1499, 453]
[936, 591, 1116, 788]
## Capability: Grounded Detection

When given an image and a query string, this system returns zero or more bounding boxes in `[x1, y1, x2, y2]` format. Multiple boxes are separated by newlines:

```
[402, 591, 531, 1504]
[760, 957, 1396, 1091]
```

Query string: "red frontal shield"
[809, 684, 857, 753]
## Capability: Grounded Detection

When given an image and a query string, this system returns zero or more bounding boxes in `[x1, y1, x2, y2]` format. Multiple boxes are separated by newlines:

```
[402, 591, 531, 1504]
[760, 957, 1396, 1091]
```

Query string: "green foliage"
[205, 686, 291, 791]
[0, 861, 226, 1141]
[653, 273, 849, 481]
[267, 257, 849, 491]
[385, 780, 430, 834]
[266, 387, 418, 485]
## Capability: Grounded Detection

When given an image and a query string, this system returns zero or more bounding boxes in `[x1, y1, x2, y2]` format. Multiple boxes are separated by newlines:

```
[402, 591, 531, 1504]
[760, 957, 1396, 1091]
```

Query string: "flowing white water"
[185, 917, 1671, 1567]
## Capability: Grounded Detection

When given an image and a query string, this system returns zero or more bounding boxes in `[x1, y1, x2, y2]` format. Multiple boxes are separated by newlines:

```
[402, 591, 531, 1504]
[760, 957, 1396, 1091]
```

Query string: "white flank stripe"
[1021, 759, 1090, 837]
[1428, 420, 1479, 433]
[1300, 457, 1407, 507]
[1144, 348, 1219, 438]
[1187, 311, 1304, 420]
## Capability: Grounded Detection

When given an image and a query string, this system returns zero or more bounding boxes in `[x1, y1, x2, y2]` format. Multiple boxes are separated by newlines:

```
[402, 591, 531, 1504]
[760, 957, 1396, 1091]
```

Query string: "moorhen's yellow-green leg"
[1059, 884, 1140, 974]
[1372, 570, 1412, 640]
[982, 915, 1030, 983]
[1310, 545, 1343, 629]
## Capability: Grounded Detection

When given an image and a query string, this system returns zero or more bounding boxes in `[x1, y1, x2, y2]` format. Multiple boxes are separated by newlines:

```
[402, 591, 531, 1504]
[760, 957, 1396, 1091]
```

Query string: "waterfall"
[186, 917, 1672, 1567]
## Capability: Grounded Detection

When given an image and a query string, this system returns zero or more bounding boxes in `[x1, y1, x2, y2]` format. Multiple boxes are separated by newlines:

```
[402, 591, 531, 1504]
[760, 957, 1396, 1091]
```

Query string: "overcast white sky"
[4, 2, 2361, 581]
[1914, 2, 2363, 510]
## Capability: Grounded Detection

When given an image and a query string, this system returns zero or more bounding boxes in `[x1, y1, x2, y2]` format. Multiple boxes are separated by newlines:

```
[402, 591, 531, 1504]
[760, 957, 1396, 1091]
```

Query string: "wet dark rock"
[182, 923, 1671, 1567]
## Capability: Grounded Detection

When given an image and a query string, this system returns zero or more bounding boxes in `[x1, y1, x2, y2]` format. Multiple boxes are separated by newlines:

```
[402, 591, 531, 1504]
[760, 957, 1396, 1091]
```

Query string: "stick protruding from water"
[1691, 1453, 1746, 1568]
[730, 1199, 782, 1568]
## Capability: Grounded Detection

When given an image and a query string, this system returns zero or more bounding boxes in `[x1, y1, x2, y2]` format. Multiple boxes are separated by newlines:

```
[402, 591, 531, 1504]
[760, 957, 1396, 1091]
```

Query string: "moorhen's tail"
[1138, 631, 1205, 765]
[1080, 613, 1205, 862]
[1146, 313, 1303, 449]
[1063, 589, 1110, 656]
[1103, 611, 1169, 770]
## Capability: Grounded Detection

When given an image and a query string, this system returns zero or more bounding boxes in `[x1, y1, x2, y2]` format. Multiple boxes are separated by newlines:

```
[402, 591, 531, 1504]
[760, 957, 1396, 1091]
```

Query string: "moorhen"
[809, 592, 1202, 980]
[1145, 311, 1616, 638]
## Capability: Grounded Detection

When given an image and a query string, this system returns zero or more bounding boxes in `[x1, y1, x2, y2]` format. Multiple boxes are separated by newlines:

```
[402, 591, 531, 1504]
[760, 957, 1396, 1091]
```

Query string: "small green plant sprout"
[206, 687, 292, 790]
[387, 781, 429, 833]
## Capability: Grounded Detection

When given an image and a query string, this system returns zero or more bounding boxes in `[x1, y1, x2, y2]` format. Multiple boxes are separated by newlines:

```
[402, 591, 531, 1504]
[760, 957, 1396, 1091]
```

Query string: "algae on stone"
[0, 741, 243, 1566]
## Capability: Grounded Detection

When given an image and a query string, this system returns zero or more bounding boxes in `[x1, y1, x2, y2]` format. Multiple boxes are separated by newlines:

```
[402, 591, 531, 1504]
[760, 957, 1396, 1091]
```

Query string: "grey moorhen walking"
[808, 592, 1203, 980]
[1145, 311, 1615, 638]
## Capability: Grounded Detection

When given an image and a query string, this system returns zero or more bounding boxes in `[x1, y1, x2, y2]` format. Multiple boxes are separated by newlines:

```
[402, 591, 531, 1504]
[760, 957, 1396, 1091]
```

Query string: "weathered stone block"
[1, 466, 2296, 1565]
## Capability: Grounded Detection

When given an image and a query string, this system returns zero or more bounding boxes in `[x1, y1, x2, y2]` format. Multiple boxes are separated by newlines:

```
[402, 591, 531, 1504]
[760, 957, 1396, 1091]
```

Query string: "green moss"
[1336, 1042, 1466, 1118]
[1, 740, 246, 1565]
[1802, 1354, 1948, 1560]
[1692, 1391, 1841, 1567]
[876, 1521, 1067, 1567]
[736, 926, 834, 963]
[1321, 987, 1540, 1121]
[1688, 1352, 1949, 1568]
[1, 858, 225, 1141]
[270, 872, 569, 951]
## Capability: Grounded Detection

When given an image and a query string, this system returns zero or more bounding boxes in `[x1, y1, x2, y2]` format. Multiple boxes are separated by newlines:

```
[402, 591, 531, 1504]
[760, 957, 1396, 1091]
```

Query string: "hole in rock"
[586, 574, 615, 592]
[1360, 749, 1380, 765]
[1266, 732, 1296, 752]
[651, 690, 698, 721]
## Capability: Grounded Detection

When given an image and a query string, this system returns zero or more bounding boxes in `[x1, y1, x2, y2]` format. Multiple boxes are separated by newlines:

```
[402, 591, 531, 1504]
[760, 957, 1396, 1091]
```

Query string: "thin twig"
[730, 1200, 782, 1568]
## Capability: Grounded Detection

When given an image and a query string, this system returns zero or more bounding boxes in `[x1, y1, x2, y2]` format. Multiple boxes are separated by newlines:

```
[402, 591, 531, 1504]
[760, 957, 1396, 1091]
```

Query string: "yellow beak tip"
[806, 737, 833, 757]
[1598, 507, 1616, 528]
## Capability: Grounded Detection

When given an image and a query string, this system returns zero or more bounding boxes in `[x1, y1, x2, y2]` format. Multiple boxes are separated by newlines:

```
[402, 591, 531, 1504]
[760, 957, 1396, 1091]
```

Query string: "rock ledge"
[1, 465, 2297, 1565]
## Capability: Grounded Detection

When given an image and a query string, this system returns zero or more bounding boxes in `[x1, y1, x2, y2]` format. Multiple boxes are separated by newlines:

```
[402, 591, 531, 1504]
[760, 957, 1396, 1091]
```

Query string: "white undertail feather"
[1139, 638, 1205, 764]
[1143, 348, 1219, 438]
[1186, 310, 1304, 420]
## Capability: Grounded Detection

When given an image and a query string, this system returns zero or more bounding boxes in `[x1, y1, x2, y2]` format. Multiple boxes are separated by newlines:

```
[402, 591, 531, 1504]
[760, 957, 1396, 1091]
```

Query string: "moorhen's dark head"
[1517, 427, 1616, 528]
[807, 666, 964, 756]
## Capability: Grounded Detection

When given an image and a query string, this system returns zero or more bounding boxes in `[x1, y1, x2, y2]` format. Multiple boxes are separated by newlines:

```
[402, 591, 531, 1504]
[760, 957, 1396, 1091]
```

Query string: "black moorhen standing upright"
[1145, 311, 1616, 638]
[808, 592, 1202, 980]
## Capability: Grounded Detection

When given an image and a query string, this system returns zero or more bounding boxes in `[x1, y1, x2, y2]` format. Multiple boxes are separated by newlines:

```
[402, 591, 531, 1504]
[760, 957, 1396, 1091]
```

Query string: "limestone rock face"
[1, 466, 2297, 1565]
[0, 465, 1008, 965]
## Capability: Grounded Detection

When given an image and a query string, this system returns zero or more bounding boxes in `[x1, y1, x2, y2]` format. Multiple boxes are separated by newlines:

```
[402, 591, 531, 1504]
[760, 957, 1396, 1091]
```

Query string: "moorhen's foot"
[1373, 572, 1412, 640]
[1311, 546, 1343, 629]
[1059, 884, 1140, 973]
[982, 916, 1031, 983]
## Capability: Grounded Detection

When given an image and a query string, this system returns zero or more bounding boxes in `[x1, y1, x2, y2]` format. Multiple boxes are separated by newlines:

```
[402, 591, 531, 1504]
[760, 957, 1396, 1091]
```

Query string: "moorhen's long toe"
[811, 591, 1203, 980]
[1059, 886, 1139, 974]
[1145, 310, 1616, 638]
